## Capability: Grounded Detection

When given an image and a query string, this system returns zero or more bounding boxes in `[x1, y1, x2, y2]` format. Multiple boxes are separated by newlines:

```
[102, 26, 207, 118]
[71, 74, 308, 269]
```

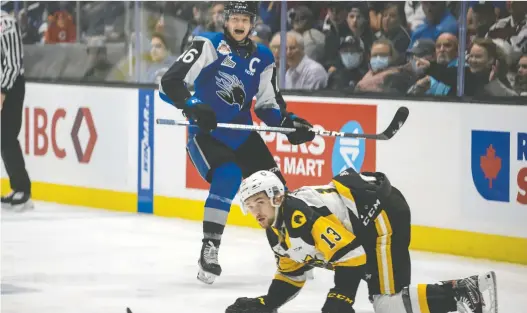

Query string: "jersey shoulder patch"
[281, 196, 317, 234]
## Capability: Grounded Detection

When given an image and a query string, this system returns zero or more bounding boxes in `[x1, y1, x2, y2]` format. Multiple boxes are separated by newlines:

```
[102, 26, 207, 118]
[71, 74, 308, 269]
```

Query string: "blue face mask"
[340, 52, 362, 69]
[370, 56, 390, 72]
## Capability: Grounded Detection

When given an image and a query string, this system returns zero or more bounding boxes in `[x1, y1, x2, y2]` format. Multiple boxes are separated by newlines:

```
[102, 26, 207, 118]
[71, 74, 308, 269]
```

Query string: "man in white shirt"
[284, 31, 328, 90]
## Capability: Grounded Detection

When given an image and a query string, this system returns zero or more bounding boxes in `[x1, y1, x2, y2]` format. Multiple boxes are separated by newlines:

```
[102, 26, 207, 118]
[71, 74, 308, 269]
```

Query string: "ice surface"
[2, 202, 526, 313]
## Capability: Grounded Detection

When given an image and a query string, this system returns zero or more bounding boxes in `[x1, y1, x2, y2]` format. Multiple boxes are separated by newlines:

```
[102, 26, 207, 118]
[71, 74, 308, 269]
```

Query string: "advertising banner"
[185, 101, 377, 190]
[7, 84, 137, 191]
[137, 89, 155, 213]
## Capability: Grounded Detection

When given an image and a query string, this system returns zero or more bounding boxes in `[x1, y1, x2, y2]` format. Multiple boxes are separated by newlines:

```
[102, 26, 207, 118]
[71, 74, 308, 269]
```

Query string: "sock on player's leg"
[202, 162, 243, 244]
[406, 283, 457, 313]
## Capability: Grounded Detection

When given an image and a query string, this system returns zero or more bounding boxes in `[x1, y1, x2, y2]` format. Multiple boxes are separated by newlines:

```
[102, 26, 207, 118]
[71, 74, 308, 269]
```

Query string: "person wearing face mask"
[414, 38, 516, 96]
[327, 35, 368, 92]
[355, 39, 409, 93]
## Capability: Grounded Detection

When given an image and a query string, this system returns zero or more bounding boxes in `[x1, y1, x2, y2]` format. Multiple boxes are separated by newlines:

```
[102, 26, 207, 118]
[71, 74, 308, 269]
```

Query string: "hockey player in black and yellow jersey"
[225, 168, 497, 313]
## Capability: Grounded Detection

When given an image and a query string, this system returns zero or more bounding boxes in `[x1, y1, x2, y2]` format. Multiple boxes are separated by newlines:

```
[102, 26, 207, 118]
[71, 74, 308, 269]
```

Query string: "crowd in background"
[2, 0, 526, 97]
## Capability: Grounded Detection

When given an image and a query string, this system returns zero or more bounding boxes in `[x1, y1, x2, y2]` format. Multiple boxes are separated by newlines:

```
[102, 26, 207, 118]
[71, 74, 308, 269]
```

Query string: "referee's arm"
[1, 14, 23, 108]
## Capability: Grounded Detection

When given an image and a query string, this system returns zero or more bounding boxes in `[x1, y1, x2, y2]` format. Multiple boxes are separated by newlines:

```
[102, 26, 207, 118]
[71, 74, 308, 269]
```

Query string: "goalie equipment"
[449, 271, 498, 313]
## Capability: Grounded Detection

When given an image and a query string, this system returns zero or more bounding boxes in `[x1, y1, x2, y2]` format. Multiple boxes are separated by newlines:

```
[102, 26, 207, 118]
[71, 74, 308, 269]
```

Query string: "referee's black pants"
[1, 75, 31, 194]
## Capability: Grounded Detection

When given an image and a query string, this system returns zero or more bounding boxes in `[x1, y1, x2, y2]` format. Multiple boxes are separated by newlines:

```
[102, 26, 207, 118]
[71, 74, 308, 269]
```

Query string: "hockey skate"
[197, 240, 222, 284]
[449, 271, 498, 313]
[1, 191, 34, 211]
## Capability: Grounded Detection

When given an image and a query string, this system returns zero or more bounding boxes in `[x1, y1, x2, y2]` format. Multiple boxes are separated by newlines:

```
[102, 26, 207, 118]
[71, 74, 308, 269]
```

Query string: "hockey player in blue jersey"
[159, 1, 315, 284]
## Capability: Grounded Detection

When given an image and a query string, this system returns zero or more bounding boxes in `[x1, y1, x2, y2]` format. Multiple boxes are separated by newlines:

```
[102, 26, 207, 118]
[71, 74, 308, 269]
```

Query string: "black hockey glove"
[182, 97, 217, 132]
[280, 112, 315, 145]
[321, 288, 356, 313]
[225, 297, 276, 313]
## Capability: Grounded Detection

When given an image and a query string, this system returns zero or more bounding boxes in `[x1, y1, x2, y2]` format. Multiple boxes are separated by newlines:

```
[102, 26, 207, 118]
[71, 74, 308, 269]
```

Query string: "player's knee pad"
[206, 162, 242, 212]
[372, 289, 412, 313]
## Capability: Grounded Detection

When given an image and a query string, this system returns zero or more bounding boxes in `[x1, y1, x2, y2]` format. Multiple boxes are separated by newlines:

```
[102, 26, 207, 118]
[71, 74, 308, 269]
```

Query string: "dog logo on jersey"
[217, 40, 231, 55]
[215, 71, 246, 110]
[291, 210, 306, 228]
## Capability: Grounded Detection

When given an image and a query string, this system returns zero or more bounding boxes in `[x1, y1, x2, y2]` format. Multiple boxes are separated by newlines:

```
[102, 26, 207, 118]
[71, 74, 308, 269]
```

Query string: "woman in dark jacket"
[376, 2, 411, 58]
[414, 38, 515, 96]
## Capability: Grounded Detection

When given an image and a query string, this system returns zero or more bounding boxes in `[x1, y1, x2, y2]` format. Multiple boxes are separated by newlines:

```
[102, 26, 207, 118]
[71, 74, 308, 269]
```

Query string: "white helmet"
[239, 170, 285, 215]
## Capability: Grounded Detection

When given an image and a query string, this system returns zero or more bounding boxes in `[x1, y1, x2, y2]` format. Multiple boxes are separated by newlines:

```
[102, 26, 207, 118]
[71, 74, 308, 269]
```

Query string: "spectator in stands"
[322, 2, 351, 71]
[346, 2, 375, 54]
[18, 9, 40, 44]
[376, 2, 411, 57]
[250, 23, 272, 47]
[514, 54, 527, 96]
[144, 33, 177, 84]
[180, 2, 210, 53]
[468, 1, 507, 26]
[45, 10, 76, 44]
[327, 35, 368, 92]
[407, 38, 436, 67]
[415, 38, 517, 96]
[410, 33, 459, 95]
[488, 0, 527, 64]
[355, 39, 409, 93]
[409, 1, 457, 47]
[468, 2, 498, 43]
[207, 2, 225, 33]
[405, 1, 426, 32]
[291, 5, 325, 63]
[284, 31, 328, 90]
[269, 32, 283, 69]
[83, 37, 113, 82]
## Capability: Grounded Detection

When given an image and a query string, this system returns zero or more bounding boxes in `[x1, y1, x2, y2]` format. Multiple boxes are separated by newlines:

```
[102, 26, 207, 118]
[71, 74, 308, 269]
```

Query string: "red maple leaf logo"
[480, 144, 501, 189]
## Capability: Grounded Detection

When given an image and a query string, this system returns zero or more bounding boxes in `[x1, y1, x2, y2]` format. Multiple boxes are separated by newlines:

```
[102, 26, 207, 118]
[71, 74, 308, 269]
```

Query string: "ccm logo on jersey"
[246, 58, 261, 76]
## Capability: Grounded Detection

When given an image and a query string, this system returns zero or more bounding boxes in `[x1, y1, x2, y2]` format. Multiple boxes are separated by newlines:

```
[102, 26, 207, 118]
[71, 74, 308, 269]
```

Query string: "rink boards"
[1, 83, 526, 264]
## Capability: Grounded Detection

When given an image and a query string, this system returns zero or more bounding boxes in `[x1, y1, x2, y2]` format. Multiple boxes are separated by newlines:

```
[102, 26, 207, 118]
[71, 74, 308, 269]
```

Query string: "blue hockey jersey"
[159, 32, 286, 149]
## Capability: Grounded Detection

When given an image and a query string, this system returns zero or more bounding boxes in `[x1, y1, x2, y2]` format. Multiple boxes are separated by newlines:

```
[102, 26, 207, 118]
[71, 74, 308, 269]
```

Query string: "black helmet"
[224, 1, 258, 21]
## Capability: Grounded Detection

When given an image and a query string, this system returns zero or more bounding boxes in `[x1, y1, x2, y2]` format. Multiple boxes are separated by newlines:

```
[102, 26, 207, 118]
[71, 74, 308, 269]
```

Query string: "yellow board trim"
[3, 179, 526, 265]
[417, 284, 431, 313]
[1, 179, 136, 213]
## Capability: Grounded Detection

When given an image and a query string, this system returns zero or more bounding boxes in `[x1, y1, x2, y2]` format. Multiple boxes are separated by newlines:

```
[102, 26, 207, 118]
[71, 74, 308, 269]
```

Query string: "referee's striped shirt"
[1, 10, 24, 93]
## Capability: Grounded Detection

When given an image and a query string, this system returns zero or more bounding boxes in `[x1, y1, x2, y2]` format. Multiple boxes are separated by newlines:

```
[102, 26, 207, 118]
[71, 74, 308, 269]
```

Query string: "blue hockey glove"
[183, 96, 217, 132]
[281, 112, 315, 145]
[225, 297, 276, 313]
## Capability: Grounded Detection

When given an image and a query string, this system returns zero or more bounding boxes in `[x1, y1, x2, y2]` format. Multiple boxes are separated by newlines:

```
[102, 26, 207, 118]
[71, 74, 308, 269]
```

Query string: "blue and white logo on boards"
[331, 121, 365, 175]
[137, 89, 155, 213]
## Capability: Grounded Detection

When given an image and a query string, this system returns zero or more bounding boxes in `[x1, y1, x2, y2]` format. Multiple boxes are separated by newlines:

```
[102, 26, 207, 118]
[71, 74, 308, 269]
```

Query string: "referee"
[1, 10, 32, 211]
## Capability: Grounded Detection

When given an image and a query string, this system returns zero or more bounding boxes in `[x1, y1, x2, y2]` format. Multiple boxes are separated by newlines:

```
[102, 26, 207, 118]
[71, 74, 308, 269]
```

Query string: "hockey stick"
[156, 106, 409, 140]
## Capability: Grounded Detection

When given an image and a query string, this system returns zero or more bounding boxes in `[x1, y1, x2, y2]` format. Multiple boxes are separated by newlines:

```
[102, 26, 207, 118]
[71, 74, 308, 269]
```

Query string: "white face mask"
[340, 52, 362, 69]
[370, 56, 390, 72]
